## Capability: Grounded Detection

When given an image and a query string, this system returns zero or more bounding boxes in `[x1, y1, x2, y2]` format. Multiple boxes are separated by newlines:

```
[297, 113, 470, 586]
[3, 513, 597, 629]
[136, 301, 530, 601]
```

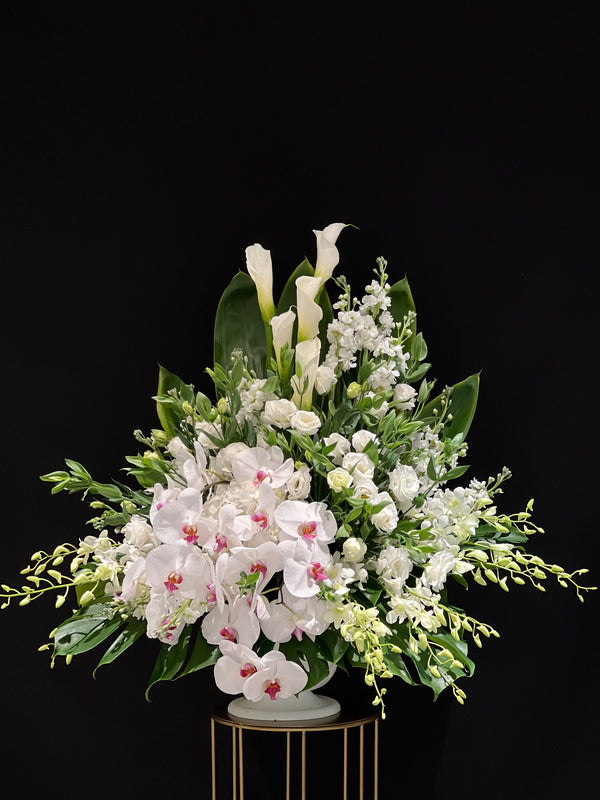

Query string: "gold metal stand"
[211, 705, 379, 799]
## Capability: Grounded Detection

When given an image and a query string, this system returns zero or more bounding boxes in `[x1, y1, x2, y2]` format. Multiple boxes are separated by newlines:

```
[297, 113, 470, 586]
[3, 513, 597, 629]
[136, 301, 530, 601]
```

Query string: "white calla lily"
[291, 337, 321, 410]
[245, 243, 276, 322]
[313, 222, 346, 282]
[270, 309, 296, 371]
[295, 275, 323, 342]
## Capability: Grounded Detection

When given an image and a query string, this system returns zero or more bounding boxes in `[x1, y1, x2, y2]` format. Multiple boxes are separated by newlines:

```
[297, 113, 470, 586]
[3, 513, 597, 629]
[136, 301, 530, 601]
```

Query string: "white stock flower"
[246, 243, 276, 322]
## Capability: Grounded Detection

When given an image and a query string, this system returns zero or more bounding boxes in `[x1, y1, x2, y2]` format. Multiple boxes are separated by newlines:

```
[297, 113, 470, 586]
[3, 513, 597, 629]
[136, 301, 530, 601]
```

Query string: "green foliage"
[213, 271, 267, 378]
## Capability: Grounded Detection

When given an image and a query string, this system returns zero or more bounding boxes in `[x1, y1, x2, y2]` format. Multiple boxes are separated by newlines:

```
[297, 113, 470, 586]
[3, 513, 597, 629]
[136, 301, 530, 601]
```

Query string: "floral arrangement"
[1, 223, 594, 716]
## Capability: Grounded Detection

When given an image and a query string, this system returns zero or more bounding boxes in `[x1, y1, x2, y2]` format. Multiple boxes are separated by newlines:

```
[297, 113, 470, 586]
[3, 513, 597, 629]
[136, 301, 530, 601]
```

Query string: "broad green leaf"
[213, 272, 266, 378]
[93, 619, 146, 675]
[317, 628, 349, 666]
[177, 631, 220, 678]
[418, 373, 480, 440]
[276, 258, 313, 314]
[389, 277, 416, 328]
[145, 625, 193, 700]
[53, 605, 124, 657]
[278, 635, 331, 691]
[317, 285, 334, 361]
[156, 364, 195, 437]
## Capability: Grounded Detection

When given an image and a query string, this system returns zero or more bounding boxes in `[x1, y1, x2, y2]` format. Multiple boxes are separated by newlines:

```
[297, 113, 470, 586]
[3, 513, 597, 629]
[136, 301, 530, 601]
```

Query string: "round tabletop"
[211, 704, 380, 732]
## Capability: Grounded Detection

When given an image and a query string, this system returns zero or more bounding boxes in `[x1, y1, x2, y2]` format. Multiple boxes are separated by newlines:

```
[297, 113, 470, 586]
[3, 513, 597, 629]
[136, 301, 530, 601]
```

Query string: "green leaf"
[317, 285, 334, 361]
[53, 605, 124, 657]
[388, 277, 416, 328]
[278, 635, 331, 691]
[156, 365, 194, 438]
[177, 632, 220, 679]
[213, 271, 267, 378]
[145, 625, 194, 700]
[276, 258, 313, 314]
[419, 373, 480, 440]
[93, 619, 146, 675]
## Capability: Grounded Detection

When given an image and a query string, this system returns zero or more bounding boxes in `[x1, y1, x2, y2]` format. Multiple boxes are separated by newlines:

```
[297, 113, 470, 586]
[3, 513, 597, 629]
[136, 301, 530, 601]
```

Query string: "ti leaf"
[53, 601, 125, 657]
[93, 618, 146, 675]
[418, 373, 480, 440]
[156, 364, 195, 438]
[389, 277, 416, 329]
[145, 625, 194, 700]
[213, 271, 267, 378]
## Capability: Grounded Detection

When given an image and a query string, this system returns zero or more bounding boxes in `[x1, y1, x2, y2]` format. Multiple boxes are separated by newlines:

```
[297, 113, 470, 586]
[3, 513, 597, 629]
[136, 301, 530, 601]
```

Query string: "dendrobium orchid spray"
[1, 224, 595, 716]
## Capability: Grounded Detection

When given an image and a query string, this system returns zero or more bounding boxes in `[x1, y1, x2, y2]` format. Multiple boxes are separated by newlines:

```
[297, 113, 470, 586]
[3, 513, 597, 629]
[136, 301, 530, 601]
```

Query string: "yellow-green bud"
[217, 397, 229, 415]
[346, 382, 361, 399]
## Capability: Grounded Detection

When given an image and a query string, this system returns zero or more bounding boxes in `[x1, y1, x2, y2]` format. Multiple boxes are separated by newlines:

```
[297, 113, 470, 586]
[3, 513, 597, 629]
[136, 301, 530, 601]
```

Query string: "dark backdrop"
[1, 3, 598, 799]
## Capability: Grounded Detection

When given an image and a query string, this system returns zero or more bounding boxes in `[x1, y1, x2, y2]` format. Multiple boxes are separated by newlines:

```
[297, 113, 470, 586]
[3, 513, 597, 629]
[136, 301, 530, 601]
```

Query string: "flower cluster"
[1, 223, 595, 716]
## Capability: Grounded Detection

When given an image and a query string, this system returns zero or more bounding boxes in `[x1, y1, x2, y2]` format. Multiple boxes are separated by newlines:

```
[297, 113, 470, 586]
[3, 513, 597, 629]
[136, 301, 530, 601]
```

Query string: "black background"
[1, 3, 598, 798]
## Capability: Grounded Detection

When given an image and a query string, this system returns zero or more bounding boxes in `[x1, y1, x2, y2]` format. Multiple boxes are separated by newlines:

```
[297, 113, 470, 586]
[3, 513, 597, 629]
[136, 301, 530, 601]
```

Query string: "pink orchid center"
[215, 532, 228, 552]
[308, 562, 328, 582]
[206, 583, 216, 603]
[164, 571, 183, 592]
[299, 520, 318, 541]
[292, 627, 304, 641]
[254, 469, 271, 487]
[250, 560, 267, 578]
[219, 626, 236, 642]
[156, 500, 166, 512]
[251, 510, 269, 531]
[264, 679, 282, 700]
[160, 616, 178, 641]
[182, 523, 199, 544]
[240, 662, 257, 678]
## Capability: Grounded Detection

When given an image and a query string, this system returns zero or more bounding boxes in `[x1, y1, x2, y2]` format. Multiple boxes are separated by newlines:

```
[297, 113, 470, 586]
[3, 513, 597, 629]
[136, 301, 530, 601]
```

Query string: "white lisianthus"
[351, 429, 378, 453]
[246, 243, 276, 322]
[393, 383, 417, 410]
[342, 451, 376, 480]
[327, 467, 353, 493]
[388, 464, 420, 510]
[262, 398, 298, 429]
[122, 515, 160, 551]
[290, 409, 321, 435]
[352, 477, 379, 502]
[323, 432, 351, 465]
[343, 537, 367, 563]
[371, 491, 399, 533]
[314, 363, 336, 395]
[285, 465, 312, 500]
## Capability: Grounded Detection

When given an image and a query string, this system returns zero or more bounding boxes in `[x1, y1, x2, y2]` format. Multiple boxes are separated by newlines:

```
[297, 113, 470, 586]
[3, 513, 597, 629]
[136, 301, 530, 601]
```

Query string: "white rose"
[314, 364, 336, 395]
[388, 464, 420, 509]
[343, 537, 367, 562]
[323, 433, 351, 465]
[262, 398, 298, 429]
[393, 383, 417, 410]
[327, 467, 353, 493]
[371, 491, 399, 533]
[290, 410, 321, 435]
[342, 451, 376, 480]
[351, 430, 378, 453]
[286, 465, 312, 500]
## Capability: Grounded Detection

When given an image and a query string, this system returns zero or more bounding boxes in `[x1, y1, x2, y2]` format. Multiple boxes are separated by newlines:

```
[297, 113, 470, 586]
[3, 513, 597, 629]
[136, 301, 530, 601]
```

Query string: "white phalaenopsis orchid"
[245, 243, 276, 323]
[215, 641, 308, 701]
